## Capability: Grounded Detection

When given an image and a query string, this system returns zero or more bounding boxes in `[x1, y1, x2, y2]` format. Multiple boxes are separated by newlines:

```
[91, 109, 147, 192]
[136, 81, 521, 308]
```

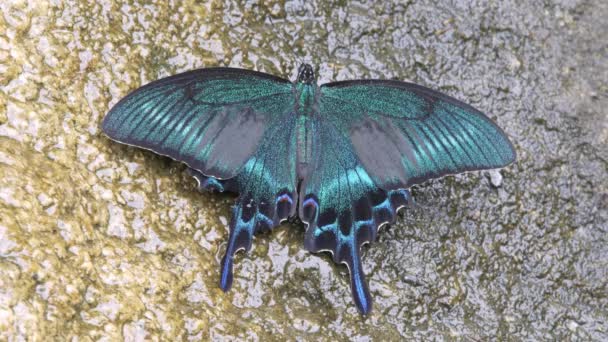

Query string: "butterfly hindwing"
[216, 110, 298, 290]
[298, 115, 413, 314]
[192, 162, 297, 291]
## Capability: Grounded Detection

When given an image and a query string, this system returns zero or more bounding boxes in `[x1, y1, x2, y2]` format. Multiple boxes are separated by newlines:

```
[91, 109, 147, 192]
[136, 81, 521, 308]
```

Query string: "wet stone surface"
[1, 0, 607, 340]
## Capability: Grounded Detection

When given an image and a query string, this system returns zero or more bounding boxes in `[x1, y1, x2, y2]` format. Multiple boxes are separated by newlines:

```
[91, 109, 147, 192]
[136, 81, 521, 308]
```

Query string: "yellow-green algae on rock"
[1, 0, 607, 340]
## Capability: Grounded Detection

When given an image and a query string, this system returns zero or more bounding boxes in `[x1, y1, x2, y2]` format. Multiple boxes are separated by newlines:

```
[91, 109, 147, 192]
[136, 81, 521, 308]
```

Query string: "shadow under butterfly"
[102, 64, 516, 315]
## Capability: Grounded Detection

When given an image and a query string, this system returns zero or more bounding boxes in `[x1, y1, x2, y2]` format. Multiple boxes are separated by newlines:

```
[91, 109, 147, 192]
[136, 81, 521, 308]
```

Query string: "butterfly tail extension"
[220, 200, 258, 291]
[347, 241, 373, 315]
[220, 205, 250, 291]
[188, 167, 242, 290]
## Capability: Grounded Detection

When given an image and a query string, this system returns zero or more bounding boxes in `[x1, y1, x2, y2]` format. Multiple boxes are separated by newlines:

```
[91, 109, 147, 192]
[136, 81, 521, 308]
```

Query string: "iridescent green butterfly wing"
[299, 77, 516, 314]
[102, 68, 299, 290]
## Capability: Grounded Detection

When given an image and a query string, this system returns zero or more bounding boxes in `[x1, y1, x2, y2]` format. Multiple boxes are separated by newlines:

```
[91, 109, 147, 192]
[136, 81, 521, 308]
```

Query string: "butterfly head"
[297, 64, 316, 84]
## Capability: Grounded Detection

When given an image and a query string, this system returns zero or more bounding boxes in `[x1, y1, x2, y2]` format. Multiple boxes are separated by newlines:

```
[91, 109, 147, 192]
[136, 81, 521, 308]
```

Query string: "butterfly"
[102, 64, 516, 314]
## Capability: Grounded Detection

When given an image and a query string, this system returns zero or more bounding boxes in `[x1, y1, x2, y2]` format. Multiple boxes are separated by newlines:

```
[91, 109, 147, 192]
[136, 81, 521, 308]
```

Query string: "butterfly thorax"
[295, 80, 317, 177]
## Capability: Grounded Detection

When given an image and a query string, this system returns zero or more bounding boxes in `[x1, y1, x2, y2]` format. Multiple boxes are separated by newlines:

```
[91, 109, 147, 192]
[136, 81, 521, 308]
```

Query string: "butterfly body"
[102, 64, 515, 314]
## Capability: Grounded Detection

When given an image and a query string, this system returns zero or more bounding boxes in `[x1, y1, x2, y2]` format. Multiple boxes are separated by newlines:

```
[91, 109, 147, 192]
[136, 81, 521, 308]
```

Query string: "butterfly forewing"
[102, 68, 294, 179]
[319, 80, 516, 190]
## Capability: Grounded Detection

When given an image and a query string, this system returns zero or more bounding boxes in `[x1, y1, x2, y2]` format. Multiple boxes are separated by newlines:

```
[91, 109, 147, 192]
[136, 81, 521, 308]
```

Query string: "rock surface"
[0, 0, 606, 340]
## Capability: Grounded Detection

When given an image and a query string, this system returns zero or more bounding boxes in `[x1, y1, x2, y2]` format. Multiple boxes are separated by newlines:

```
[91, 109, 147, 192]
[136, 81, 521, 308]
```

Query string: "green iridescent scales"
[102, 64, 516, 315]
